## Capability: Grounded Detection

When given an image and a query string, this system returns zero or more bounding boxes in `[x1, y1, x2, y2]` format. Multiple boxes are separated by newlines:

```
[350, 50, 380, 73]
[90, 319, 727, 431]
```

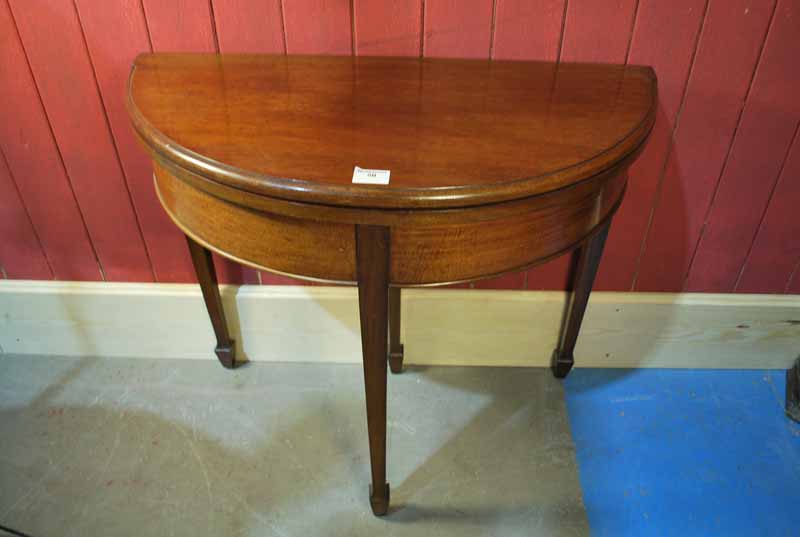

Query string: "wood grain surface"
[150, 151, 627, 286]
[129, 54, 655, 210]
[133, 55, 639, 287]
[155, 163, 357, 283]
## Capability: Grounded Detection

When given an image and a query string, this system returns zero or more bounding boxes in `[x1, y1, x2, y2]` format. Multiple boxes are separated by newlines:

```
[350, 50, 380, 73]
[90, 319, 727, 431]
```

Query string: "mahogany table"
[128, 54, 656, 516]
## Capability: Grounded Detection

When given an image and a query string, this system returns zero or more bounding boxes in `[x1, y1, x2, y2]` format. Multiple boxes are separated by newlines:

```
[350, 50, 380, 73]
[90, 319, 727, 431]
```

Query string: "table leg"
[356, 225, 391, 516]
[186, 235, 236, 369]
[551, 222, 610, 378]
[389, 287, 404, 373]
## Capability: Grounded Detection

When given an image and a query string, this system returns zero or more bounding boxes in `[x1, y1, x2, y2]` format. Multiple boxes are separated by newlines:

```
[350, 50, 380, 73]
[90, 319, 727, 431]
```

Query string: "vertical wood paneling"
[0, 1, 797, 294]
[1, 0, 98, 281]
[142, 0, 258, 285]
[560, 0, 637, 63]
[424, 0, 493, 58]
[736, 127, 800, 293]
[594, 0, 707, 291]
[787, 264, 800, 295]
[0, 147, 51, 279]
[141, 0, 216, 52]
[686, 0, 800, 292]
[10, 0, 153, 282]
[354, 0, 421, 56]
[282, 0, 352, 55]
[635, 0, 776, 292]
[212, 0, 285, 53]
[492, 0, 565, 60]
[75, 0, 196, 284]
[525, 0, 637, 291]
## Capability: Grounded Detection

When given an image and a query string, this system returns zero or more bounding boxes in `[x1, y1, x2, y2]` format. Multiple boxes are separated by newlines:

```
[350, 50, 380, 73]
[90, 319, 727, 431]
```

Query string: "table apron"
[154, 163, 626, 286]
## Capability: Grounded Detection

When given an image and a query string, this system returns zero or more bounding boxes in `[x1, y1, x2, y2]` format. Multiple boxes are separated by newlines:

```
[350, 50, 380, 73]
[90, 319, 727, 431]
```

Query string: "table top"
[128, 54, 656, 209]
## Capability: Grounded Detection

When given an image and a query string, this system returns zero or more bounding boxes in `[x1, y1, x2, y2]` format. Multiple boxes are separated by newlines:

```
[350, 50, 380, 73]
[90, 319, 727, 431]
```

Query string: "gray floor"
[0, 355, 588, 536]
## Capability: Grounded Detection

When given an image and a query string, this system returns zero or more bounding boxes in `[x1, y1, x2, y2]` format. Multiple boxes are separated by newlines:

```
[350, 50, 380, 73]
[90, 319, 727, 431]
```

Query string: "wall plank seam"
[418, 0, 425, 56]
[631, 0, 711, 291]
[279, 0, 289, 54]
[786, 258, 800, 293]
[488, 0, 498, 59]
[733, 121, 800, 291]
[207, 0, 221, 52]
[0, 145, 53, 278]
[555, 0, 569, 61]
[138, 0, 155, 50]
[1, 0, 796, 293]
[73, 0, 156, 282]
[4, 0, 103, 280]
[681, 0, 781, 292]
[349, 0, 356, 56]
[623, 0, 641, 64]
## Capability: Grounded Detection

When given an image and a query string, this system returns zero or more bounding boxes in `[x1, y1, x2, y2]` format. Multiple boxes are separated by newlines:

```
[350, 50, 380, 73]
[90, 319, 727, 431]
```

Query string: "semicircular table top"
[128, 54, 657, 209]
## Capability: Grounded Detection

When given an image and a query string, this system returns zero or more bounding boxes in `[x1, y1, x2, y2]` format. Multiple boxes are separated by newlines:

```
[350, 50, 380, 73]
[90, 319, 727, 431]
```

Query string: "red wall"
[0, 0, 798, 293]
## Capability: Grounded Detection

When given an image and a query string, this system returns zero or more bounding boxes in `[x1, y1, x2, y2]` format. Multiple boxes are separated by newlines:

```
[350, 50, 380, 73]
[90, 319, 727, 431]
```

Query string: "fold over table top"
[128, 54, 656, 210]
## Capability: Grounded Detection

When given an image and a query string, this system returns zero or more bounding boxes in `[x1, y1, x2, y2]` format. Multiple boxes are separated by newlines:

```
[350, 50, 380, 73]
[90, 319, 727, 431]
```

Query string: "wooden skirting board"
[0, 281, 798, 369]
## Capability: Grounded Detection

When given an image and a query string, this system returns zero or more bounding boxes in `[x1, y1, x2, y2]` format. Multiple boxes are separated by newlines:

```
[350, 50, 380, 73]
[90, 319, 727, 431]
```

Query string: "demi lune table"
[127, 54, 656, 516]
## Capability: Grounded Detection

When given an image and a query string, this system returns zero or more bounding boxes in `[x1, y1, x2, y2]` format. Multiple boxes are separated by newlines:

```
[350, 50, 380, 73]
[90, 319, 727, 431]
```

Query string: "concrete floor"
[0, 355, 587, 537]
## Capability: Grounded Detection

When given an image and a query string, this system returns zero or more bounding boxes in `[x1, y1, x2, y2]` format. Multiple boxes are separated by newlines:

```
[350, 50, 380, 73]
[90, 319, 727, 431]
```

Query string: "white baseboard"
[0, 281, 798, 369]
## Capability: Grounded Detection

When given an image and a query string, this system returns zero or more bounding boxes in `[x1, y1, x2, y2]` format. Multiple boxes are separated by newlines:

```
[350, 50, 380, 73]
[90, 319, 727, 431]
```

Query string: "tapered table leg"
[551, 222, 611, 378]
[388, 287, 404, 374]
[186, 235, 236, 369]
[356, 225, 391, 516]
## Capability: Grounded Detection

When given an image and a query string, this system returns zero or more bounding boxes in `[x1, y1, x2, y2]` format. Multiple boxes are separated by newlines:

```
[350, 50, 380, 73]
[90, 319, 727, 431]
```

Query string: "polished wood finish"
[128, 53, 656, 515]
[389, 172, 625, 285]
[152, 151, 626, 285]
[129, 54, 655, 209]
[389, 287, 404, 374]
[155, 161, 357, 282]
[552, 222, 611, 378]
[356, 225, 391, 516]
[185, 236, 236, 369]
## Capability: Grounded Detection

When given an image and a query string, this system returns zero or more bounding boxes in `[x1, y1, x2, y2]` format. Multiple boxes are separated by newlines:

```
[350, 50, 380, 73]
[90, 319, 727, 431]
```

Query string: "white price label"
[352, 166, 391, 185]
